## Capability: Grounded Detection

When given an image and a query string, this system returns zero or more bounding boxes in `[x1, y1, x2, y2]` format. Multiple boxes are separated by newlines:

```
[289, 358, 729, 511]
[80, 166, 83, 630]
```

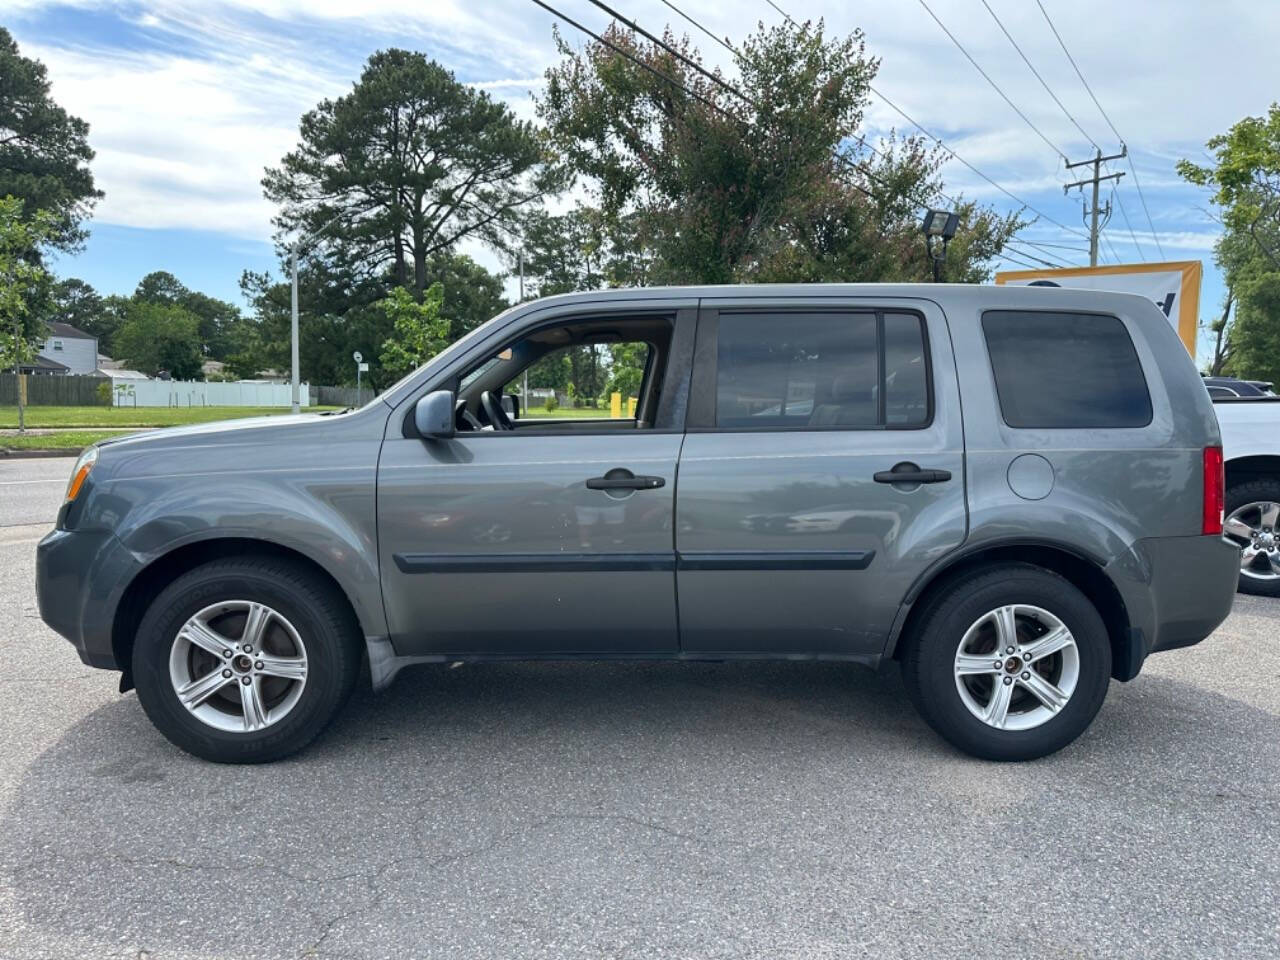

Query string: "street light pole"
[290, 245, 300, 414]
[519, 250, 528, 409]
[12, 317, 23, 434]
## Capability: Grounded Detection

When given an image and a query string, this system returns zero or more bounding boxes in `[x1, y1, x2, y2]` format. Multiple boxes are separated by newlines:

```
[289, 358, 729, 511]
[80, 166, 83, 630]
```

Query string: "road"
[0, 456, 1277, 959]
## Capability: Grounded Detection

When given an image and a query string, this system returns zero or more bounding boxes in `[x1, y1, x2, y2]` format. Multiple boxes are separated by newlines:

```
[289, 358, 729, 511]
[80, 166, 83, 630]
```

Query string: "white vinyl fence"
[111, 378, 311, 408]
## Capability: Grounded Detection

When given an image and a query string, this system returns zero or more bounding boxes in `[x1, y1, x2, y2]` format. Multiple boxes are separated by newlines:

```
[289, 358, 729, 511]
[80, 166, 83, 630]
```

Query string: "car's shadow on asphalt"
[3, 660, 1278, 959]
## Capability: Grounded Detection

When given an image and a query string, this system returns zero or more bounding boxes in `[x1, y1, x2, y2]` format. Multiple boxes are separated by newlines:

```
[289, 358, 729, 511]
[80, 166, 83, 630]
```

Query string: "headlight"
[64, 446, 98, 504]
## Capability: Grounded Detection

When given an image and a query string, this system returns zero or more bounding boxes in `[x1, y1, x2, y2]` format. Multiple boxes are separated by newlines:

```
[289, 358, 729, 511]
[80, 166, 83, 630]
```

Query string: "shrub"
[544, 394, 559, 412]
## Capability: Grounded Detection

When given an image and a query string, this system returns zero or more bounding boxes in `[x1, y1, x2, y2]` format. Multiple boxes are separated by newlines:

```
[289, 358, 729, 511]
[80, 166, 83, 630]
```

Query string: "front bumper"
[1107, 533, 1240, 679]
[36, 528, 139, 671]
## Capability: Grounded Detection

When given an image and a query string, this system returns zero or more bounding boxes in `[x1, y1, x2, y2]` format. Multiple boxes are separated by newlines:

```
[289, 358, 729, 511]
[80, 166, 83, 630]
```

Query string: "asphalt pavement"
[0, 456, 1277, 959]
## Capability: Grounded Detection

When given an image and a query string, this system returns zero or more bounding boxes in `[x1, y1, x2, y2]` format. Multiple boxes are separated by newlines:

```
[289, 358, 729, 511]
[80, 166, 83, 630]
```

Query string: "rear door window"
[981, 310, 1152, 428]
[713, 311, 930, 429]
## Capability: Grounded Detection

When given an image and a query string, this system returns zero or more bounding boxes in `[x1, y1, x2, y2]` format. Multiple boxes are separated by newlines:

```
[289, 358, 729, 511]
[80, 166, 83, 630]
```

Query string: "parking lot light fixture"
[922, 209, 959, 283]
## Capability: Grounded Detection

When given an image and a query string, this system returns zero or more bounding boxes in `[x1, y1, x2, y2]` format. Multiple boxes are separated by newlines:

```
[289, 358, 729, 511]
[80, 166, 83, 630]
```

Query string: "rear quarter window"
[981, 310, 1153, 428]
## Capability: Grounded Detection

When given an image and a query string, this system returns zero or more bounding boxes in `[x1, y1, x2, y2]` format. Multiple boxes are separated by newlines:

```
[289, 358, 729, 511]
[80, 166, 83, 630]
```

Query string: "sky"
[3, 0, 1274, 365]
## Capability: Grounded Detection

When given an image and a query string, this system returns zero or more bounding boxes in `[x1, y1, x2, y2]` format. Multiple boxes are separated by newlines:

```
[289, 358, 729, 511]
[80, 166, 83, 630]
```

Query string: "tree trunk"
[1211, 292, 1234, 376]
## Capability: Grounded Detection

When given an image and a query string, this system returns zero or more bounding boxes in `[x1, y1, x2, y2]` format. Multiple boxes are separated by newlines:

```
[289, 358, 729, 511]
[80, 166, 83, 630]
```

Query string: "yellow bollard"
[610, 392, 622, 418]
[626, 396, 637, 418]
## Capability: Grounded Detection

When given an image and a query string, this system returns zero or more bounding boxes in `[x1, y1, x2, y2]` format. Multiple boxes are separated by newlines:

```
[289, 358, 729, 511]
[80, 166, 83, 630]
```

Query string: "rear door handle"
[873, 464, 952, 484]
[586, 472, 665, 491]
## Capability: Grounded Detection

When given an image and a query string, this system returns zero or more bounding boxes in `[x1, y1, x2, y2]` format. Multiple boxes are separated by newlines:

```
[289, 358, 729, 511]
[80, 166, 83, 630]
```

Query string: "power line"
[865, 85, 1089, 239]
[1036, 0, 1165, 258]
[584, 0, 744, 103]
[996, 249, 1050, 271]
[1109, 182, 1146, 259]
[758, 0, 1090, 241]
[1017, 237, 1083, 264]
[979, 0, 1097, 150]
[663, 0, 1081, 237]
[916, 0, 1067, 163]
[572, 0, 884, 200]
[1101, 227, 1122, 265]
[528, 0, 736, 122]
[1004, 241, 1069, 268]
[657, 0, 735, 54]
[542, 0, 1086, 269]
[1013, 237, 1088, 252]
[1034, 0, 1121, 142]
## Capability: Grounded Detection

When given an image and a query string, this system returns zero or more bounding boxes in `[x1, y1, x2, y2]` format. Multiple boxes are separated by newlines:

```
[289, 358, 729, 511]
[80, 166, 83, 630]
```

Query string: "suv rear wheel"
[132, 558, 361, 763]
[902, 564, 1111, 761]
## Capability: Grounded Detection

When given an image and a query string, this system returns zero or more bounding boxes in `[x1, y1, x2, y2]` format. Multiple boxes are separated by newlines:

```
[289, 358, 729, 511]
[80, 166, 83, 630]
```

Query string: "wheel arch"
[1225, 454, 1280, 488]
[888, 540, 1138, 681]
[112, 537, 370, 692]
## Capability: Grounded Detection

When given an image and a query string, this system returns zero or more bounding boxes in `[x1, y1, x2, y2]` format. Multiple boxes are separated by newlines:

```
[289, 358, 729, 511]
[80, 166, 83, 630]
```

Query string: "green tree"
[537, 19, 1020, 287]
[605, 341, 648, 400]
[378, 283, 448, 380]
[48, 276, 102, 334]
[0, 196, 55, 371]
[133, 271, 242, 359]
[264, 49, 552, 302]
[1180, 105, 1280, 381]
[0, 28, 101, 253]
[1179, 103, 1280, 270]
[424, 251, 509, 340]
[516, 206, 613, 296]
[114, 301, 203, 379]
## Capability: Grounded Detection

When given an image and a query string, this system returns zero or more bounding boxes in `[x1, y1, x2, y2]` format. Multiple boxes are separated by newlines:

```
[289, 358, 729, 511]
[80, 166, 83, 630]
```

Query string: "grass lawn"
[0, 405, 338, 429]
[0, 430, 122, 450]
[522, 406, 617, 419]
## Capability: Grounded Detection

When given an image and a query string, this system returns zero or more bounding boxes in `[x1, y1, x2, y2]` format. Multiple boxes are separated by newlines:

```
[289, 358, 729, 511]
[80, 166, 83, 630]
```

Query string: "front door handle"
[873, 463, 952, 484]
[586, 470, 665, 491]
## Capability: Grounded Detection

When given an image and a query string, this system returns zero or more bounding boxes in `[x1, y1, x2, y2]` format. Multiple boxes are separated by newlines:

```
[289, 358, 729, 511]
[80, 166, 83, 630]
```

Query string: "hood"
[94, 402, 391, 458]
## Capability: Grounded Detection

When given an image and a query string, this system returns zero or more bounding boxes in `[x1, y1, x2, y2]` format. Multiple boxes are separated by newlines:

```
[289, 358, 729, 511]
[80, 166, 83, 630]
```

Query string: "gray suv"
[36, 284, 1239, 763]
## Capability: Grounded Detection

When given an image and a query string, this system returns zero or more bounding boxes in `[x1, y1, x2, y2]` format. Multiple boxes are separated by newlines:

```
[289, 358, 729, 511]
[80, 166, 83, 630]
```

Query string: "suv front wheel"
[902, 564, 1112, 761]
[132, 557, 362, 763]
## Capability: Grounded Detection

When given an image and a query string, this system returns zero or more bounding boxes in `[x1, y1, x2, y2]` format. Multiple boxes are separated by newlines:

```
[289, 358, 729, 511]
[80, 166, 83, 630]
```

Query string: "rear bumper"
[1108, 534, 1239, 679]
[36, 528, 140, 671]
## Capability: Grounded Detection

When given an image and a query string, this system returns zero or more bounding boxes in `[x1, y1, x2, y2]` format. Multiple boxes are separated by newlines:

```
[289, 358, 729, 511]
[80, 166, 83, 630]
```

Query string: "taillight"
[1202, 445, 1224, 535]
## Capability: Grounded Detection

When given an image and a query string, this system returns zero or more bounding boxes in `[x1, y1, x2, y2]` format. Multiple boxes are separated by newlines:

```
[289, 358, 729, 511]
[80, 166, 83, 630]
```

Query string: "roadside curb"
[0, 447, 82, 459]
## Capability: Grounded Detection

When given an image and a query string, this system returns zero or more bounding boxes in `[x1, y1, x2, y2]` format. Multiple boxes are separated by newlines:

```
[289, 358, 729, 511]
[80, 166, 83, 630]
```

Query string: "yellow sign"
[995, 260, 1202, 356]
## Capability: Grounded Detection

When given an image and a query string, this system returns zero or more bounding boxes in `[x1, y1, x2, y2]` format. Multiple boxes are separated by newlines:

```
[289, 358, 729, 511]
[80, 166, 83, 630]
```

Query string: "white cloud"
[10, 0, 1271, 277]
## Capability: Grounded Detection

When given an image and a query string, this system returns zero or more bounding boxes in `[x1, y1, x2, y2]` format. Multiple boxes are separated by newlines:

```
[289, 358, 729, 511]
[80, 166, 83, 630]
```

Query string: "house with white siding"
[31, 322, 99, 376]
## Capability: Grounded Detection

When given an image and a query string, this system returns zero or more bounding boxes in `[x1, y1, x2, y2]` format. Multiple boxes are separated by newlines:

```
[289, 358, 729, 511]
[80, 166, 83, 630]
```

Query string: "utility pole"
[1064, 147, 1126, 267]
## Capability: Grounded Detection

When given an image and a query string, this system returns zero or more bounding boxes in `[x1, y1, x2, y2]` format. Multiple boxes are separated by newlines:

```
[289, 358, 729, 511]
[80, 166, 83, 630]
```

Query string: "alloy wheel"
[1224, 501, 1280, 581]
[168, 600, 308, 734]
[953, 604, 1080, 731]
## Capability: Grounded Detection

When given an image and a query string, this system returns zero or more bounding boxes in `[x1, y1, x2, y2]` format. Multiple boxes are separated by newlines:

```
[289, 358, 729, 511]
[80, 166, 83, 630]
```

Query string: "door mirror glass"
[414, 390, 456, 440]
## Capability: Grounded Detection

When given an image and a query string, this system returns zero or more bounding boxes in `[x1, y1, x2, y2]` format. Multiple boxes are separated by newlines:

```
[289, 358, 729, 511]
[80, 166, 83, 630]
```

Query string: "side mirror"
[414, 390, 456, 440]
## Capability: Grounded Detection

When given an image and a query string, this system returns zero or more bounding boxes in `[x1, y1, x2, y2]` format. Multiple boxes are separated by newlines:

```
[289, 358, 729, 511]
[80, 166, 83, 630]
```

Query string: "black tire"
[132, 558, 361, 763]
[1225, 477, 1280, 598]
[901, 564, 1112, 762]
